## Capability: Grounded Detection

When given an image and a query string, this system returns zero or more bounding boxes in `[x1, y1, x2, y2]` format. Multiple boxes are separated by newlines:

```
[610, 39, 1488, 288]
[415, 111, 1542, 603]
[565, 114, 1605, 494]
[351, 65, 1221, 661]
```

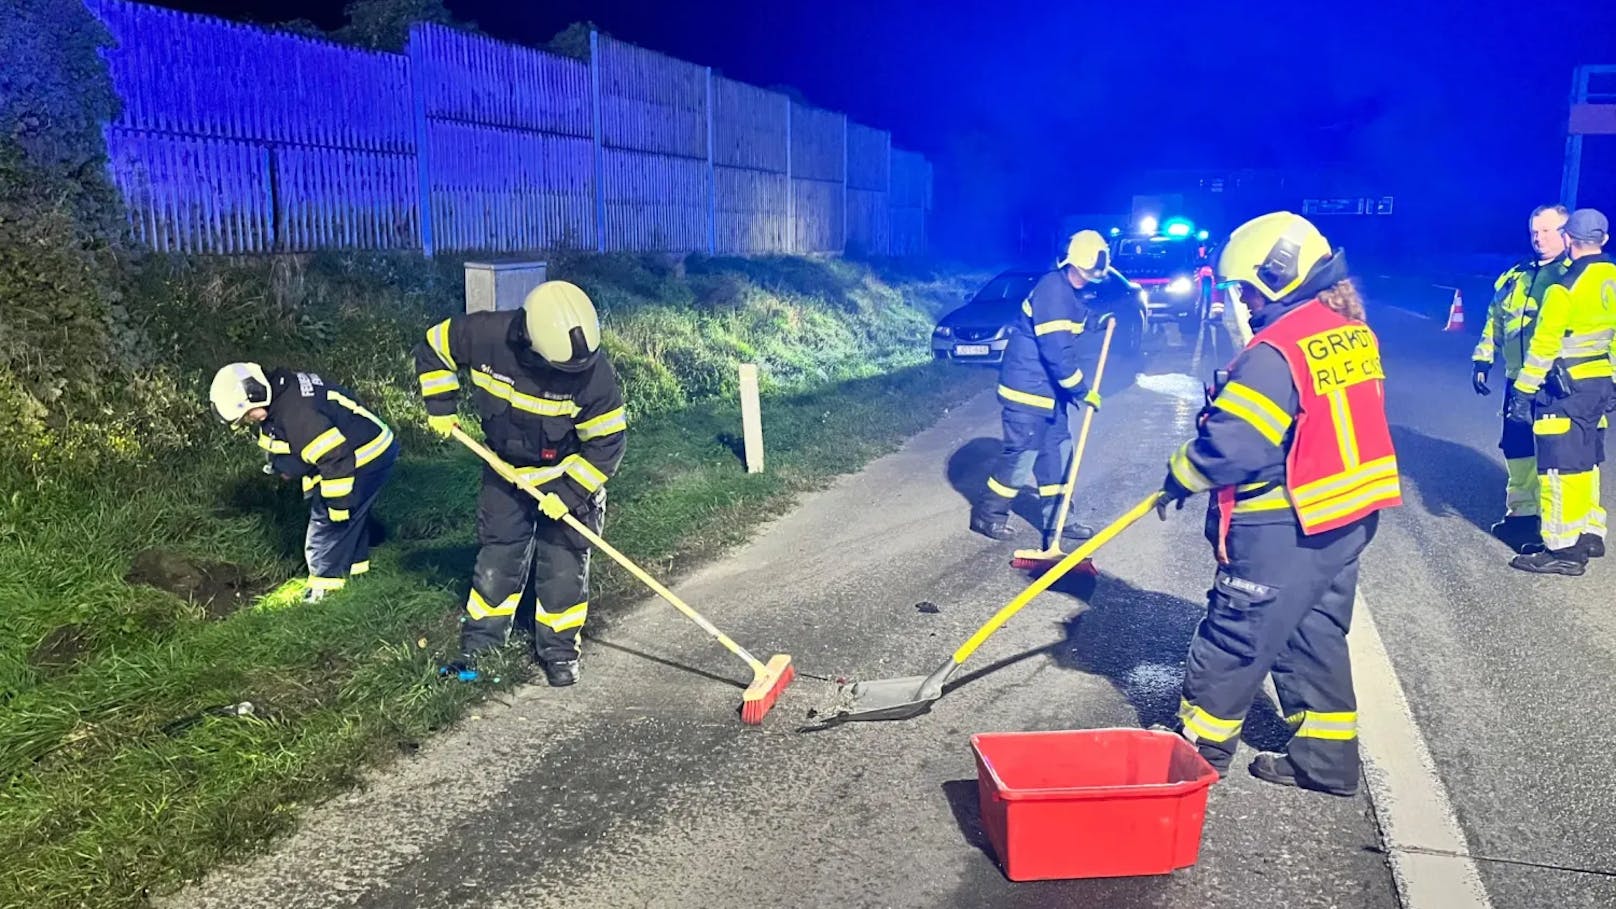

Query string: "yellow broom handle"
[1050, 319, 1116, 537]
[950, 492, 1162, 666]
[450, 427, 765, 673]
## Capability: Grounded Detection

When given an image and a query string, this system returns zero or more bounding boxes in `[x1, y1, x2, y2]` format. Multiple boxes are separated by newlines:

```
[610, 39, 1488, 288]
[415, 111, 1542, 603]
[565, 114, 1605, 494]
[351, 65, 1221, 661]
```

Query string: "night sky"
[155, 0, 1616, 258]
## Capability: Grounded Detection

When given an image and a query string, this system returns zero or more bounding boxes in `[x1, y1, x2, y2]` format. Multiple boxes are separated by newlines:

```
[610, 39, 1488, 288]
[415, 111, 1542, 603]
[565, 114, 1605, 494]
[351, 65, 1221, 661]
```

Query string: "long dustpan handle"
[951, 491, 1163, 668]
[1049, 318, 1116, 542]
[450, 426, 766, 673]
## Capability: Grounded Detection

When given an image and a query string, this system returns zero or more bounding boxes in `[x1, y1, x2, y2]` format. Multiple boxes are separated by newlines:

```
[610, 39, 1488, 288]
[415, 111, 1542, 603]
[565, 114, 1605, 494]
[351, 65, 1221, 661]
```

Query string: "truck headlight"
[1167, 277, 1194, 295]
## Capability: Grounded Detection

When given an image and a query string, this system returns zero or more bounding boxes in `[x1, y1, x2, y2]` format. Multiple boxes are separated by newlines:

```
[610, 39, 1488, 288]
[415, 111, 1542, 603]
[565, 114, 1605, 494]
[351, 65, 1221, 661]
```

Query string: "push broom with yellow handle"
[449, 427, 794, 724]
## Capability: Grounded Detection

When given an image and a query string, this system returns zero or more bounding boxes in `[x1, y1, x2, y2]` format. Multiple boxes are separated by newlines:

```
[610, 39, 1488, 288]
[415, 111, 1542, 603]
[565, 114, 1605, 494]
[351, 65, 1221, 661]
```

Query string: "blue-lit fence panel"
[413, 25, 595, 253]
[712, 76, 789, 255]
[276, 147, 418, 251]
[601, 149, 709, 253]
[103, 128, 272, 254]
[92, 0, 416, 252]
[83, 0, 930, 256]
[789, 103, 845, 255]
[427, 121, 594, 253]
[890, 149, 930, 257]
[594, 35, 710, 252]
[846, 122, 891, 256]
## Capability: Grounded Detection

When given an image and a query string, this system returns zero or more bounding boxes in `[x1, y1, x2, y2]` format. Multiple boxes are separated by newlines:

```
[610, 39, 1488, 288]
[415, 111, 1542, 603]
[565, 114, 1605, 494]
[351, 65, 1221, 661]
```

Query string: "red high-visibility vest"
[1234, 299, 1403, 534]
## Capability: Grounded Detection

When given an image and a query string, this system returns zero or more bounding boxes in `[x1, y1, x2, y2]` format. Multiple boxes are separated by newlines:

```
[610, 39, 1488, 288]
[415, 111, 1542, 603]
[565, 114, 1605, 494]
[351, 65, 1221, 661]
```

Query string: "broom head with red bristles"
[1010, 546, 1098, 575]
[740, 653, 795, 724]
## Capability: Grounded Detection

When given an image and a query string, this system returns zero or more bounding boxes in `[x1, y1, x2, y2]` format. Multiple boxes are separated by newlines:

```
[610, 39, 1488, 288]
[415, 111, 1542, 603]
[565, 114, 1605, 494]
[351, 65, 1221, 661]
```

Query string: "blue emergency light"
[1163, 218, 1194, 238]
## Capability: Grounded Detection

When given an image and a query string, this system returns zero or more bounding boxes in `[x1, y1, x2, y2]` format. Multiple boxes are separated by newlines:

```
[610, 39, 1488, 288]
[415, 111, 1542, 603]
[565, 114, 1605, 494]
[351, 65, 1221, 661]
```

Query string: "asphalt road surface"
[161, 297, 1616, 909]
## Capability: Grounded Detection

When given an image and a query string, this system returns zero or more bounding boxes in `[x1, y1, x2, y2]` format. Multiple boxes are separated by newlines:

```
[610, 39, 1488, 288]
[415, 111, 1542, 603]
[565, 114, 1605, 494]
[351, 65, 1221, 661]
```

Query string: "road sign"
[1570, 103, 1616, 135]
[1302, 198, 1365, 216]
[1301, 197, 1394, 216]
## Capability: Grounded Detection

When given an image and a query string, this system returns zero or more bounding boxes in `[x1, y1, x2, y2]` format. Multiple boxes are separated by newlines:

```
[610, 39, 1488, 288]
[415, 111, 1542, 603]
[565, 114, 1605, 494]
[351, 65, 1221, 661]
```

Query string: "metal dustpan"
[819, 493, 1162, 726]
[829, 663, 955, 723]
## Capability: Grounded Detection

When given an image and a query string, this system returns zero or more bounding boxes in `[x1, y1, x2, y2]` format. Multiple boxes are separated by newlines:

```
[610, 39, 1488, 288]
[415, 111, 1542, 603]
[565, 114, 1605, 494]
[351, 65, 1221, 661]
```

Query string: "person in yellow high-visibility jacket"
[1471, 205, 1571, 552]
[1508, 209, 1616, 575]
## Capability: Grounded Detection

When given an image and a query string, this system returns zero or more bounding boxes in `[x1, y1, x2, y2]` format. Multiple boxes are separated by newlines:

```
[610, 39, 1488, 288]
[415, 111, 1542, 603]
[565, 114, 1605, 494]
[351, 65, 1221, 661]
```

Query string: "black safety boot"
[543, 659, 580, 687]
[1489, 515, 1542, 553]
[1148, 724, 1231, 780]
[1059, 523, 1097, 545]
[1249, 753, 1358, 797]
[1579, 533, 1606, 559]
[969, 514, 1017, 541]
[1510, 547, 1588, 576]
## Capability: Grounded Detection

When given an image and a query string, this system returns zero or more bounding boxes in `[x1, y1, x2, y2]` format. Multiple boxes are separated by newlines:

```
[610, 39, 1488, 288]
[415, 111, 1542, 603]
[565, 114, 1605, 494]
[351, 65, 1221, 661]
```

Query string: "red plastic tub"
[970, 728, 1218, 881]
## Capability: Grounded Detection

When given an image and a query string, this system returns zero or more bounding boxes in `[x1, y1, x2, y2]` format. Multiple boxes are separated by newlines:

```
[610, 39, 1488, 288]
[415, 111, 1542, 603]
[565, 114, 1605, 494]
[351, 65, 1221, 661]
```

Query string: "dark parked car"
[931, 267, 1148, 365]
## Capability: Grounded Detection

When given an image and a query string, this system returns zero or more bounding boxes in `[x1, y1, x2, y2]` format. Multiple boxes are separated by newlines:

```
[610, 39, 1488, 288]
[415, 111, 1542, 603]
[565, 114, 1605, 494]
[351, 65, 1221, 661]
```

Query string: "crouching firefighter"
[969, 230, 1107, 545]
[1157, 212, 1401, 795]
[415, 281, 626, 687]
[209, 363, 399, 602]
[1505, 208, 1616, 576]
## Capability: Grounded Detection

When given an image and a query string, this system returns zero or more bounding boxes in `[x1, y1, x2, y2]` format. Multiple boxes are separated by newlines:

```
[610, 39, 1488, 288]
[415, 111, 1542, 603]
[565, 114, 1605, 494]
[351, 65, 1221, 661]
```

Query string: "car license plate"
[954, 344, 990, 356]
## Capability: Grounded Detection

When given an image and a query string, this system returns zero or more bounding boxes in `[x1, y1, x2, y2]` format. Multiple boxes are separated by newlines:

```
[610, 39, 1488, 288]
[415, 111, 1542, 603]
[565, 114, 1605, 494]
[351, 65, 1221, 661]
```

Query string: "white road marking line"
[1225, 298, 1490, 909]
[1351, 603, 1493, 909]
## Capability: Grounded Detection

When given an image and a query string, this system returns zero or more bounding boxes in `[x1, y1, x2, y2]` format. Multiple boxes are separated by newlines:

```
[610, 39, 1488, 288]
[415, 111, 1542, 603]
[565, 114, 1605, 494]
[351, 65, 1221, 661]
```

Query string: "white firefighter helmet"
[522, 281, 601, 372]
[210, 362, 272, 424]
[1218, 212, 1333, 303]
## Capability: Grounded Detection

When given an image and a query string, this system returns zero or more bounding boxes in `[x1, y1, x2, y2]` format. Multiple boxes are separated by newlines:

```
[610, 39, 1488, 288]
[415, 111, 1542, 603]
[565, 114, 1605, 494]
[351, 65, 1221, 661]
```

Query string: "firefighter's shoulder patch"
[296, 372, 324, 397]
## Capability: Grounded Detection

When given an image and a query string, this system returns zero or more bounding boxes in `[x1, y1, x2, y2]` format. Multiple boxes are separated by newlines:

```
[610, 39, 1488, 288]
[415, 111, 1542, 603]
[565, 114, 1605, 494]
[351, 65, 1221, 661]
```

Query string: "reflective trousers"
[1499, 385, 1539, 518]
[460, 467, 602, 663]
[305, 455, 394, 593]
[1178, 514, 1377, 794]
[974, 406, 1073, 540]
[1533, 379, 1611, 550]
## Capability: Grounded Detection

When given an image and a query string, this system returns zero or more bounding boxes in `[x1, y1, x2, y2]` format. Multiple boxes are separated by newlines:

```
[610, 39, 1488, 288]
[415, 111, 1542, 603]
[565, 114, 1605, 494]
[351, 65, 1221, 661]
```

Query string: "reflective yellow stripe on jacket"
[1213, 381, 1292, 446]
[472, 370, 583, 417]
[301, 427, 346, 464]
[1291, 456, 1401, 528]
[576, 407, 627, 440]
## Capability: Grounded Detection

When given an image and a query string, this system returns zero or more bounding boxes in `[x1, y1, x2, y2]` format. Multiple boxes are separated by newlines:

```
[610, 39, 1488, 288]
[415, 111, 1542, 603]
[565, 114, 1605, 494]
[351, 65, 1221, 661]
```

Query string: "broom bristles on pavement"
[740, 654, 795, 725]
[1009, 555, 1098, 574]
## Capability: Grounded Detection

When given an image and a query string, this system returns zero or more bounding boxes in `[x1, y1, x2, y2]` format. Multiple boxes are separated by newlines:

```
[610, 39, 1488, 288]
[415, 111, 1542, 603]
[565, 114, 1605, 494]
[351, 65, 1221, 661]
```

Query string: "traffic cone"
[1442, 289, 1465, 332]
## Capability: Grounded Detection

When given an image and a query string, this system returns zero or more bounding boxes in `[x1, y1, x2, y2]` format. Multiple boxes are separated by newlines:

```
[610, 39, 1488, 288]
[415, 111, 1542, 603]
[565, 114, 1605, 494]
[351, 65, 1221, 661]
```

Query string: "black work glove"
[1471, 361, 1491, 396]
[1156, 472, 1192, 521]
[1506, 387, 1535, 424]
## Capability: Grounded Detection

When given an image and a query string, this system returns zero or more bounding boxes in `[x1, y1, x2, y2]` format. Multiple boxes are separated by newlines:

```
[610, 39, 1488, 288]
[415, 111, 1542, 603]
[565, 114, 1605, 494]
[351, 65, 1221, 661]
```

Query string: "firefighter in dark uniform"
[969, 230, 1108, 545]
[1157, 212, 1402, 795]
[1506, 208, 1616, 576]
[210, 363, 399, 602]
[415, 281, 626, 687]
[1471, 205, 1574, 552]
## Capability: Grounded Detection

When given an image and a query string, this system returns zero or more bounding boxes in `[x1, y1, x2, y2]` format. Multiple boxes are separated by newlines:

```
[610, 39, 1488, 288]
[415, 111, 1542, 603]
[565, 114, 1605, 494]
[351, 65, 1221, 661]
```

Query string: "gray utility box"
[464, 260, 548, 314]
